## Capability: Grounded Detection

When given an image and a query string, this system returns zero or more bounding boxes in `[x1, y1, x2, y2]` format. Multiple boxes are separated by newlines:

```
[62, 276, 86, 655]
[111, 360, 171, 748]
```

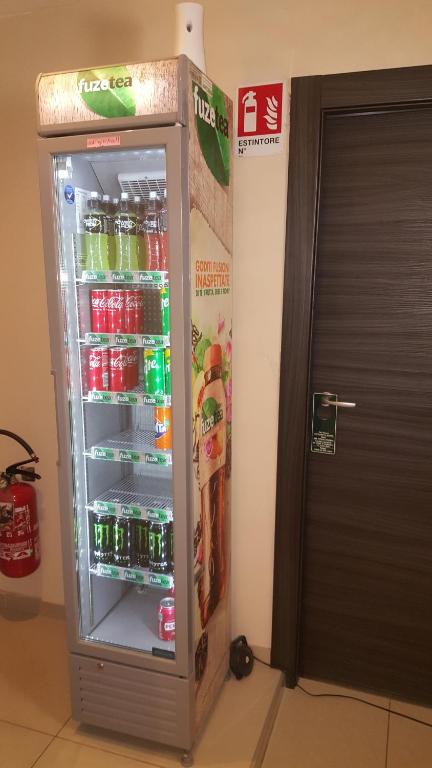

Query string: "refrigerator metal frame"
[37, 125, 193, 680]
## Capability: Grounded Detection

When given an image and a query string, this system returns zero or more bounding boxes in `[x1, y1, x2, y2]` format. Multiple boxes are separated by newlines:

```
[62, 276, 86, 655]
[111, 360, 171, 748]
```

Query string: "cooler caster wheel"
[181, 751, 193, 767]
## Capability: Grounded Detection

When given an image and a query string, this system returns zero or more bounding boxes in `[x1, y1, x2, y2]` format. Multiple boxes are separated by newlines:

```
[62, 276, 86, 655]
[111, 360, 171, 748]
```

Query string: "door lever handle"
[322, 396, 356, 408]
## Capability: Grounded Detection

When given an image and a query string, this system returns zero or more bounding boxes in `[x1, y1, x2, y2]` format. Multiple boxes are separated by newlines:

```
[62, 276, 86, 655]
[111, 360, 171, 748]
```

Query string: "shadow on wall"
[0, 591, 43, 621]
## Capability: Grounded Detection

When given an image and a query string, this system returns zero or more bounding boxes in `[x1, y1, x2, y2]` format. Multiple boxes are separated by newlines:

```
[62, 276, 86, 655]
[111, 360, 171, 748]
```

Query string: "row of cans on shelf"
[88, 346, 171, 396]
[92, 514, 174, 575]
[91, 286, 169, 336]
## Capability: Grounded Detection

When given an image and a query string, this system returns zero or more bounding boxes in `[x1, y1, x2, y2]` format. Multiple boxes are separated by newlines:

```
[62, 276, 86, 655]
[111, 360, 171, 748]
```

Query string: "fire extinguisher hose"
[0, 430, 40, 480]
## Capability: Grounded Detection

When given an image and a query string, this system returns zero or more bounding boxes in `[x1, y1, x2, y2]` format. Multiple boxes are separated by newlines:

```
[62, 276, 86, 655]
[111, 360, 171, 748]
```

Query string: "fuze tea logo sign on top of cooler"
[77, 66, 136, 118]
[193, 82, 230, 187]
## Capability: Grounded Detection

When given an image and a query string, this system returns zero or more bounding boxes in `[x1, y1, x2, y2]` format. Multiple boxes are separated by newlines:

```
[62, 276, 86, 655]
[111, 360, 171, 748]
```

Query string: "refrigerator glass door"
[53, 147, 175, 658]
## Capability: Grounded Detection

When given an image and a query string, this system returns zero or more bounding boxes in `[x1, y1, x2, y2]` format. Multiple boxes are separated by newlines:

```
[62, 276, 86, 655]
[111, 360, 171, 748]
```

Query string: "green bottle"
[102, 194, 116, 271]
[114, 192, 139, 271]
[83, 191, 110, 271]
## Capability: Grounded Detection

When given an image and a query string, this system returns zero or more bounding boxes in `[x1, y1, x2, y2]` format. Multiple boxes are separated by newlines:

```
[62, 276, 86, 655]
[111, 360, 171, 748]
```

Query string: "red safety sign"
[236, 82, 284, 157]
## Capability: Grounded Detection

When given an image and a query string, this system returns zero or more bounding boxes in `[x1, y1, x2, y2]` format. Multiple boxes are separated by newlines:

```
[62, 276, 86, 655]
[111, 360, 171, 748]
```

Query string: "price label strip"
[90, 563, 173, 589]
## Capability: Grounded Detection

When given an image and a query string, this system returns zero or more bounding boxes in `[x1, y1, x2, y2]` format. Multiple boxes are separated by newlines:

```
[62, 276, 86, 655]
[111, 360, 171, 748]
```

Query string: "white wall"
[1, 0, 432, 648]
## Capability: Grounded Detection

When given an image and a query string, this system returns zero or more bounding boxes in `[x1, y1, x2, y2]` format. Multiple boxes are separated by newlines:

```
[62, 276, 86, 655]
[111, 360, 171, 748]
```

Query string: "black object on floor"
[230, 635, 254, 680]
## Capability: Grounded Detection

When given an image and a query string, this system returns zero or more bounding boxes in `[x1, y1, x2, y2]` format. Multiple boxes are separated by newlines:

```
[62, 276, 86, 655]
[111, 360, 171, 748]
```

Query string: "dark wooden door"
[272, 67, 432, 706]
[299, 106, 432, 702]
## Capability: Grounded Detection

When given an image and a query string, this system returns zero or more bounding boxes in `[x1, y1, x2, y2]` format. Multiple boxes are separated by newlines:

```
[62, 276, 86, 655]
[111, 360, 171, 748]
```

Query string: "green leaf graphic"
[77, 66, 136, 118]
[210, 85, 230, 182]
[194, 336, 211, 375]
[194, 83, 230, 186]
[202, 397, 218, 420]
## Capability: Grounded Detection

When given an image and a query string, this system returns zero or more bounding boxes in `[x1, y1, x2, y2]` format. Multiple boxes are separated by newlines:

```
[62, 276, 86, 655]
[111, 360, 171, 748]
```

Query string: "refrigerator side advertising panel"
[187, 64, 233, 732]
[36, 56, 232, 756]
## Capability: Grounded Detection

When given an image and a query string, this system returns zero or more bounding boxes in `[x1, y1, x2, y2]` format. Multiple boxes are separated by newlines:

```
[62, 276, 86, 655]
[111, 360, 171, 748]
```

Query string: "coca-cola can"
[89, 347, 109, 391]
[124, 289, 139, 334]
[90, 290, 108, 333]
[106, 289, 125, 334]
[135, 289, 144, 334]
[158, 597, 175, 641]
[125, 348, 139, 390]
[108, 347, 128, 392]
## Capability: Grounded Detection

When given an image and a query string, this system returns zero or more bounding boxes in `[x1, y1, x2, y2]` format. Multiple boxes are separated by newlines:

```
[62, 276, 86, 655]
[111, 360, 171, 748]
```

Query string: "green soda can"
[164, 348, 171, 395]
[160, 285, 170, 336]
[144, 348, 165, 395]
[92, 513, 114, 565]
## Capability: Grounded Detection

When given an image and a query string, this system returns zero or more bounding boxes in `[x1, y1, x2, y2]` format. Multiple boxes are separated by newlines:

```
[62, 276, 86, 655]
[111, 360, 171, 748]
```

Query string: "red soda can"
[125, 348, 139, 390]
[89, 347, 109, 391]
[158, 597, 175, 641]
[135, 289, 144, 333]
[124, 289, 138, 334]
[90, 290, 108, 333]
[109, 347, 128, 392]
[106, 289, 125, 333]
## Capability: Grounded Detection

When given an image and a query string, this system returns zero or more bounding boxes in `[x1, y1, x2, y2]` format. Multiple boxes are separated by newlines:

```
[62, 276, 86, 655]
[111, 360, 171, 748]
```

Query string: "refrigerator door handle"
[50, 369, 61, 466]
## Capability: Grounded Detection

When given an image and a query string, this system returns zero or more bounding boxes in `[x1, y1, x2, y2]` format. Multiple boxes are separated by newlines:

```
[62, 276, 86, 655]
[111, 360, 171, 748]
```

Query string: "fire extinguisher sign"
[236, 82, 285, 157]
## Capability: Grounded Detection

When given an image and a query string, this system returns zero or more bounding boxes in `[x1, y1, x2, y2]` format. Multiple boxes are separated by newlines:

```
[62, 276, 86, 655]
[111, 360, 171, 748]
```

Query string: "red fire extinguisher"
[0, 430, 41, 578]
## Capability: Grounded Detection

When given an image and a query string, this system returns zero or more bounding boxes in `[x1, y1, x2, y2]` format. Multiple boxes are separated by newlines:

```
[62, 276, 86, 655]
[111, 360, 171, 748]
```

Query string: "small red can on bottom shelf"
[108, 347, 128, 392]
[158, 597, 175, 641]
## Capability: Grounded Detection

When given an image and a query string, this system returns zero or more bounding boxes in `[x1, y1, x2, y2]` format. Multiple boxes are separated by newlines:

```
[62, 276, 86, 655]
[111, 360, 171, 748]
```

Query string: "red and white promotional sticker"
[236, 82, 285, 157]
[87, 134, 121, 149]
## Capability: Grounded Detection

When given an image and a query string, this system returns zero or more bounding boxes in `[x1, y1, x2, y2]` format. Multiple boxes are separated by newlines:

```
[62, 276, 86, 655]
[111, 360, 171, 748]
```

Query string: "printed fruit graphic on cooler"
[203, 432, 223, 460]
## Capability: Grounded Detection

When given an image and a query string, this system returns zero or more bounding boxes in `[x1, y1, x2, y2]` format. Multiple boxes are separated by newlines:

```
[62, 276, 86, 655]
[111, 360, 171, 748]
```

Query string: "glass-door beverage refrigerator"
[36, 57, 233, 763]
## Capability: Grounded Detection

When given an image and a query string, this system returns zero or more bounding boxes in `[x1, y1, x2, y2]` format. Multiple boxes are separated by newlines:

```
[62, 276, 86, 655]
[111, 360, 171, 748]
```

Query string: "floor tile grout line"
[385, 706, 391, 768]
[0, 715, 64, 739]
[30, 715, 73, 768]
[52, 733, 175, 768]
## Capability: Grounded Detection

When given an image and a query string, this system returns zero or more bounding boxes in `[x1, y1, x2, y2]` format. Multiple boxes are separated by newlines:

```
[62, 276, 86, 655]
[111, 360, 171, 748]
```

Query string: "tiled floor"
[2, 603, 432, 768]
[263, 678, 432, 768]
[0, 604, 281, 768]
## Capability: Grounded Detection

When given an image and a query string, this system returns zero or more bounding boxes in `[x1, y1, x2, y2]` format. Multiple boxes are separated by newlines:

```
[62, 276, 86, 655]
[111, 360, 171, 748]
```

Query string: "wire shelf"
[86, 428, 172, 466]
[87, 475, 173, 522]
[95, 475, 172, 509]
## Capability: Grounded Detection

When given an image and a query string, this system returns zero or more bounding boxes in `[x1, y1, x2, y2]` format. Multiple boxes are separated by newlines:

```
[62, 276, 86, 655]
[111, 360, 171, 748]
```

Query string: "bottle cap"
[121, 192, 129, 200]
[204, 344, 222, 371]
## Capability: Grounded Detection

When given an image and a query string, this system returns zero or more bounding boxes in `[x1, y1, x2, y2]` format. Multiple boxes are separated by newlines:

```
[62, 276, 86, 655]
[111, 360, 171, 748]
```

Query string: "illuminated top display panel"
[37, 58, 185, 136]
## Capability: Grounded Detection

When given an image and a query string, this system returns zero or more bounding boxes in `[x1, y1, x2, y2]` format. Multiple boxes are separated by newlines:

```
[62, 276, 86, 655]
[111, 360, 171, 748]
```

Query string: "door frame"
[271, 64, 432, 684]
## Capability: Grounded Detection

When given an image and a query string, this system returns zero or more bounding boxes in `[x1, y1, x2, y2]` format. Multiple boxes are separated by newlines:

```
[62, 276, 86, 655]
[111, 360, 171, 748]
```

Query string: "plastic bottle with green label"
[114, 192, 139, 271]
[102, 194, 116, 270]
[83, 192, 110, 271]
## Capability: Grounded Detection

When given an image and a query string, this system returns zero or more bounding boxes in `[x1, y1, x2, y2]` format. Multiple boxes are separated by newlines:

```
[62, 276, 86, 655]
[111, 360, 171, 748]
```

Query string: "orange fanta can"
[155, 407, 172, 450]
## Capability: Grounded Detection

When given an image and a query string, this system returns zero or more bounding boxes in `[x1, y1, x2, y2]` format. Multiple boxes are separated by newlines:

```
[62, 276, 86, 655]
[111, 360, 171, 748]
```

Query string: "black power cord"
[253, 657, 432, 731]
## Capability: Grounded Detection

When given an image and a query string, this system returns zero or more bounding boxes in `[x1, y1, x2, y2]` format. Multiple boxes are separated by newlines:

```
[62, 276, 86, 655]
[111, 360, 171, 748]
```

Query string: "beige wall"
[1, 0, 431, 647]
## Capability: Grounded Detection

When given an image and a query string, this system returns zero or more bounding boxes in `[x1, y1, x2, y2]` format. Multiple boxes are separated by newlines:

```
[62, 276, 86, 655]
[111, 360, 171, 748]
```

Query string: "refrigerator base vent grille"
[70, 654, 191, 750]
